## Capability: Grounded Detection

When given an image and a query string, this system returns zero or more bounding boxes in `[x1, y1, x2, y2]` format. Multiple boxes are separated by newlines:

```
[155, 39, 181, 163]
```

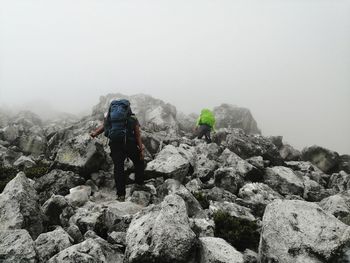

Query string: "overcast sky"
[0, 0, 349, 154]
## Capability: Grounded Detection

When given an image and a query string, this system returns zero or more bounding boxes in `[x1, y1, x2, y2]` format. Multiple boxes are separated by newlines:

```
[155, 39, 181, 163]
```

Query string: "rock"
[186, 178, 204, 193]
[246, 156, 265, 170]
[48, 238, 123, 263]
[0, 172, 44, 239]
[213, 128, 283, 165]
[145, 144, 192, 182]
[279, 144, 301, 161]
[340, 154, 350, 174]
[54, 134, 105, 175]
[13, 155, 36, 168]
[125, 194, 197, 263]
[202, 187, 237, 203]
[214, 167, 244, 195]
[65, 224, 83, 244]
[268, 136, 283, 149]
[237, 183, 283, 217]
[243, 249, 259, 263]
[19, 134, 47, 156]
[35, 227, 72, 262]
[303, 176, 333, 202]
[69, 202, 103, 235]
[189, 218, 215, 237]
[301, 145, 340, 174]
[107, 231, 126, 246]
[199, 237, 244, 263]
[0, 229, 38, 263]
[65, 185, 91, 207]
[319, 190, 350, 219]
[157, 179, 205, 218]
[219, 148, 263, 182]
[264, 166, 304, 196]
[193, 153, 218, 183]
[328, 171, 350, 192]
[34, 169, 85, 204]
[259, 199, 350, 262]
[42, 194, 69, 226]
[210, 201, 256, 222]
[213, 103, 260, 134]
[128, 190, 152, 207]
[177, 112, 197, 133]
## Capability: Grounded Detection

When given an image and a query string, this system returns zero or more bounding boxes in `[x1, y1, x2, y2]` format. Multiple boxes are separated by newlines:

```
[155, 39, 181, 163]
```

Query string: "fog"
[0, 0, 349, 154]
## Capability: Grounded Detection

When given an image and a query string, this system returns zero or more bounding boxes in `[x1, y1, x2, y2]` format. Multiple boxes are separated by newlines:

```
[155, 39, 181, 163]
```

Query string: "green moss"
[213, 210, 260, 251]
[0, 165, 18, 193]
[193, 191, 210, 209]
[24, 162, 49, 179]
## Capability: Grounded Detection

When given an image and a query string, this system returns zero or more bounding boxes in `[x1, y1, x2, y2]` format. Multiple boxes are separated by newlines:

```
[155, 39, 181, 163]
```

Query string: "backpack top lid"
[199, 108, 215, 127]
[108, 99, 131, 121]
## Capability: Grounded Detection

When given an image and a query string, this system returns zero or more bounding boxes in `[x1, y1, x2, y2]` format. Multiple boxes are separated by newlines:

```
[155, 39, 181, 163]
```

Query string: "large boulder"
[18, 134, 47, 156]
[328, 171, 350, 192]
[214, 167, 245, 195]
[35, 227, 73, 262]
[319, 190, 350, 220]
[199, 237, 244, 263]
[213, 104, 260, 134]
[42, 194, 70, 226]
[145, 144, 193, 182]
[54, 134, 106, 175]
[0, 229, 38, 263]
[125, 194, 197, 263]
[34, 169, 85, 204]
[339, 155, 350, 174]
[0, 172, 44, 239]
[213, 128, 283, 165]
[209, 201, 256, 222]
[264, 166, 304, 196]
[279, 144, 301, 161]
[259, 199, 350, 262]
[301, 145, 340, 174]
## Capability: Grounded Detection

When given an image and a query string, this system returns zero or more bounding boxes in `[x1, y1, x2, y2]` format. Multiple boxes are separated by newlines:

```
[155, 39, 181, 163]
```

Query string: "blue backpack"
[104, 99, 131, 142]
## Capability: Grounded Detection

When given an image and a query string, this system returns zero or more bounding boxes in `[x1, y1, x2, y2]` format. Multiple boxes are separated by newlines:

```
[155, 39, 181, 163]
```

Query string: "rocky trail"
[0, 93, 350, 263]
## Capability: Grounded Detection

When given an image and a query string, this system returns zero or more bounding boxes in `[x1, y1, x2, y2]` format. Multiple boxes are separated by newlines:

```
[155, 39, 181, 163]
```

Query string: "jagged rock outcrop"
[319, 190, 350, 220]
[259, 199, 350, 262]
[0, 229, 38, 263]
[302, 145, 340, 174]
[125, 194, 197, 263]
[199, 237, 244, 263]
[0, 172, 44, 239]
[213, 104, 260, 134]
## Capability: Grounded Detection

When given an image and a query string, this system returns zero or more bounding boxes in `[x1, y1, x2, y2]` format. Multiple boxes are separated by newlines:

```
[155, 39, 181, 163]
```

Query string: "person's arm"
[90, 124, 104, 138]
[134, 124, 144, 160]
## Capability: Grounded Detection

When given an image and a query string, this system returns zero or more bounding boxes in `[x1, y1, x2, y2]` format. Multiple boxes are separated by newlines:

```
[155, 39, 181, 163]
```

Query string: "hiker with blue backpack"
[90, 99, 145, 201]
[195, 108, 216, 143]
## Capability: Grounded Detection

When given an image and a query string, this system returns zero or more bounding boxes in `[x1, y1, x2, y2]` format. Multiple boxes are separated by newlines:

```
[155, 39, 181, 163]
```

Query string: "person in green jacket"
[195, 108, 216, 143]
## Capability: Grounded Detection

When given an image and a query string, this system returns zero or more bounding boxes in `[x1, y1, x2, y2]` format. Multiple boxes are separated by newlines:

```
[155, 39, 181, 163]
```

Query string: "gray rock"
[319, 190, 350, 219]
[210, 201, 256, 222]
[65, 185, 91, 207]
[213, 103, 260, 135]
[0, 125, 20, 143]
[301, 145, 340, 174]
[48, 238, 123, 263]
[0, 172, 44, 239]
[243, 249, 258, 263]
[54, 134, 105, 175]
[13, 155, 36, 168]
[238, 183, 283, 217]
[107, 231, 126, 246]
[199, 236, 244, 263]
[213, 128, 283, 166]
[303, 176, 333, 202]
[145, 144, 191, 182]
[340, 154, 350, 174]
[246, 156, 265, 170]
[186, 178, 204, 193]
[157, 179, 204, 218]
[35, 227, 72, 262]
[259, 199, 350, 262]
[125, 194, 197, 263]
[34, 169, 85, 204]
[66, 224, 84, 244]
[329, 171, 350, 192]
[42, 194, 69, 226]
[264, 166, 304, 196]
[189, 218, 215, 237]
[19, 134, 47, 156]
[214, 167, 244, 195]
[279, 144, 301, 161]
[0, 229, 38, 263]
[268, 136, 283, 149]
[202, 187, 237, 203]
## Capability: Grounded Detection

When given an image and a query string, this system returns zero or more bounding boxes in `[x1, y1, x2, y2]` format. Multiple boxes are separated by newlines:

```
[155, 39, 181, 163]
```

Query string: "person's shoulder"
[129, 114, 140, 124]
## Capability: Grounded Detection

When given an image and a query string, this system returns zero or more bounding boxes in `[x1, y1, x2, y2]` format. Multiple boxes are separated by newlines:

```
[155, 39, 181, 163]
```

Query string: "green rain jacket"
[196, 109, 216, 131]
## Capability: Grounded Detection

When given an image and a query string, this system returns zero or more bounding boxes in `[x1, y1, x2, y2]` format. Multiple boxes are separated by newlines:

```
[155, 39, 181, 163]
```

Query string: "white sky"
[0, 0, 349, 154]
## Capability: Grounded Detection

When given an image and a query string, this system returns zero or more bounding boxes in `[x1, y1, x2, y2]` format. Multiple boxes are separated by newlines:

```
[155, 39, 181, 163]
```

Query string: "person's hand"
[139, 145, 145, 160]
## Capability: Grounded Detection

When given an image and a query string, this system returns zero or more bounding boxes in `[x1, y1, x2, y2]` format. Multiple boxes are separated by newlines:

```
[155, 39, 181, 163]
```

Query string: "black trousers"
[110, 140, 144, 196]
[197, 124, 212, 143]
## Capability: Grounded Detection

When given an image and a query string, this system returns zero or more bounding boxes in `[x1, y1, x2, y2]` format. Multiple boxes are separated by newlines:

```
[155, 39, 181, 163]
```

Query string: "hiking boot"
[116, 195, 125, 202]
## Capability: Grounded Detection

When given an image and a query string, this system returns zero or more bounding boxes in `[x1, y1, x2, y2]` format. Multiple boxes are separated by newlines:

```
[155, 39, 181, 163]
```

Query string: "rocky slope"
[0, 94, 349, 263]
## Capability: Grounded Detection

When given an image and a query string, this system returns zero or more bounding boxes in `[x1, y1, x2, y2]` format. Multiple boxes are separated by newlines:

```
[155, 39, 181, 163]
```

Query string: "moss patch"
[213, 210, 260, 251]
[0, 165, 18, 193]
[193, 191, 210, 209]
[24, 162, 49, 179]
